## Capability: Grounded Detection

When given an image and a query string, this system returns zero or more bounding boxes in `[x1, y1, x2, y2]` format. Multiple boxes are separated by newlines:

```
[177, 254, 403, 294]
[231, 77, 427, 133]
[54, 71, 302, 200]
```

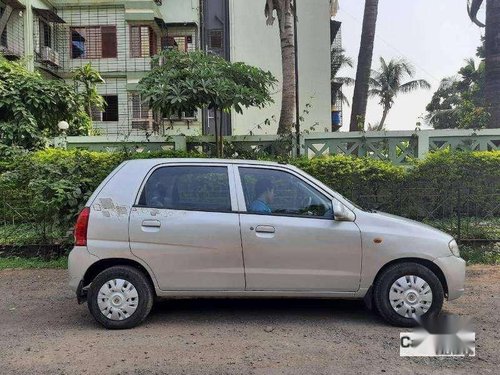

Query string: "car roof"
[125, 158, 292, 168]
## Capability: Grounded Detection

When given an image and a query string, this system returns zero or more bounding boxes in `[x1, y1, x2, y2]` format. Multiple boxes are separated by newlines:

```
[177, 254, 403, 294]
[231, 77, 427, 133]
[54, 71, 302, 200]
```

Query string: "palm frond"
[333, 77, 355, 86]
[338, 90, 350, 106]
[399, 79, 431, 93]
[467, 0, 485, 27]
[368, 88, 382, 97]
[368, 77, 381, 88]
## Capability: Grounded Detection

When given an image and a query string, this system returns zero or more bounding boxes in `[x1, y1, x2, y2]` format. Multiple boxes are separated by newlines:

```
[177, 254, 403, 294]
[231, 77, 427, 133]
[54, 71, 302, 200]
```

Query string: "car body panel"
[239, 213, 362, 291]
[129, 208, 245, 290]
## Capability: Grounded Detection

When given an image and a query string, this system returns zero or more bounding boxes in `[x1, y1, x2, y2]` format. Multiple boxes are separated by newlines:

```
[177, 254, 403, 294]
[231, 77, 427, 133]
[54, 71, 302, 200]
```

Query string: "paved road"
[0, 266, 498, 374]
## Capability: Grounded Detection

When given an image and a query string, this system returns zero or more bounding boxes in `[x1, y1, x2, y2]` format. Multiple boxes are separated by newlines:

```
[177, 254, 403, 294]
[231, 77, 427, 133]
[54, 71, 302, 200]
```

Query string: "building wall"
[228, 0, 332, 135]
[159, 0, 199, 25]
[0, 5, 24, 57]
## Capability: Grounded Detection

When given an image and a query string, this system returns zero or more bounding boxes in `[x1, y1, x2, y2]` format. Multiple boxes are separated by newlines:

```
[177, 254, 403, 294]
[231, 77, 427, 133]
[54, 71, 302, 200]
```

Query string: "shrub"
[0, 148, 498, 247]
[291, 155, 405, 199]
[0, 148, 201, 246]
[0, 56, 92, 150]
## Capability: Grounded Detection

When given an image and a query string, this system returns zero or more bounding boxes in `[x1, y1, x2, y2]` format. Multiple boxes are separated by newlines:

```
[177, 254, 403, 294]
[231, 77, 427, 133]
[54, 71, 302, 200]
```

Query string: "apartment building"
[0, 0, 342, 137]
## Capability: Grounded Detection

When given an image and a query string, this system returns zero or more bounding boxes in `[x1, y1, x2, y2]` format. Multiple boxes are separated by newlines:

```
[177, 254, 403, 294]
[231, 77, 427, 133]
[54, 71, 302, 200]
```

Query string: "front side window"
[138, 166, 232, 212]
[239, 168, 332, 218]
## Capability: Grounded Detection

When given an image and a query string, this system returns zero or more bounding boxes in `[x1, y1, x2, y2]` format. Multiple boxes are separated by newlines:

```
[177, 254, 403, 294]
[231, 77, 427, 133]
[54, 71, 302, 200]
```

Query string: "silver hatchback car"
[68, 159, 465, 329]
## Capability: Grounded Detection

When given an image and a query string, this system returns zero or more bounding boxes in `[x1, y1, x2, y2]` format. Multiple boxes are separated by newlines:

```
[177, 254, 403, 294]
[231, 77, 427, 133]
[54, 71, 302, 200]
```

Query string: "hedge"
[0, 149, 498, 247]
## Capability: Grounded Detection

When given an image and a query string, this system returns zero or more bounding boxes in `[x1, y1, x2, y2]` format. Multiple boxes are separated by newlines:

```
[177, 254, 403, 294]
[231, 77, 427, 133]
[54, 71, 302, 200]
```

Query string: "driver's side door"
[236, 166, 362, 292]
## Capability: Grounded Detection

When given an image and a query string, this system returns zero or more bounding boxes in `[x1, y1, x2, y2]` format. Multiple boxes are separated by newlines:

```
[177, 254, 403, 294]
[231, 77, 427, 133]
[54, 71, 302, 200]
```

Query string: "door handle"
[142, 220, 161, 228]
[255, 225, 275, 233]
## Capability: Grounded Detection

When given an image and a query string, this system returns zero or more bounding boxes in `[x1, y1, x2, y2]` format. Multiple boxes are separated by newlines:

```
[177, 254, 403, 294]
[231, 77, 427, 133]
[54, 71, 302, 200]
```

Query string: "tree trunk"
[485, 0, 500, 128]
[349, 0, 379, 131]
[214, 107, 220, 157]
[379, 107, 389, 130]
[276, 0, 296, 135]
[219, 109, 224, 157]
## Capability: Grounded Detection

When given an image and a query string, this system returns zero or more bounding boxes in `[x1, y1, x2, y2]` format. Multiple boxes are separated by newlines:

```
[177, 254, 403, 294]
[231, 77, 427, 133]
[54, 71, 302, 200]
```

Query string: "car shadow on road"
[147, 298, 385, 327]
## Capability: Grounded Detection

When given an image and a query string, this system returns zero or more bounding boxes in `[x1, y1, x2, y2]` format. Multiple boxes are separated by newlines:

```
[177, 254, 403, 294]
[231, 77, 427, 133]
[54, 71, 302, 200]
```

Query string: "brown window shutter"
[130, 26, 140, 57]
[149, 27, 157, 56]
[101, 26, 117, 58]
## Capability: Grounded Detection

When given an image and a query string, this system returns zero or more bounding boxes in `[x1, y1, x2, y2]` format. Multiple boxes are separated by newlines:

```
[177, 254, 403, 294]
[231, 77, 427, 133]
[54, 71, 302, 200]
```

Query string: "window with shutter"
[101, 26, 117, 58]
[71, 26, 116, 59]
[130, 25, 156, 57]
[208, 29, 223, 54]
[40, 20, 52, 48]
[131, 92, 150, 119]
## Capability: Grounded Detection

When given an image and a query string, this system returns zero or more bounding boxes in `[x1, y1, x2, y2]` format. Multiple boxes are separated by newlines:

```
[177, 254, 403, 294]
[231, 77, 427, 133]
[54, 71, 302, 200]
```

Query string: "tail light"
[74, 207, 90, 246]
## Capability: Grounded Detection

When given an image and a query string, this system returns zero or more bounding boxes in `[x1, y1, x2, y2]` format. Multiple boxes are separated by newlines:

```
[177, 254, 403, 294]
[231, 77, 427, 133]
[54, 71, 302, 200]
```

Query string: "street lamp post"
[57, 120, 69, 150]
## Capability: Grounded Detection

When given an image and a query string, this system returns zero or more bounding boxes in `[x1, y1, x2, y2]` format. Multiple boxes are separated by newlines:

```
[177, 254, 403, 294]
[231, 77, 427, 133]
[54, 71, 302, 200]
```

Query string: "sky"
[335, 0, 485, 131]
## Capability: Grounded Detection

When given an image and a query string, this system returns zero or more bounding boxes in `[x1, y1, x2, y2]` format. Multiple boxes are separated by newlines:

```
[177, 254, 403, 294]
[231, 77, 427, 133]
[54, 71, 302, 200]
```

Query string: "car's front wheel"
[87, 265, 154, 329]
[373, 262, 444, 327]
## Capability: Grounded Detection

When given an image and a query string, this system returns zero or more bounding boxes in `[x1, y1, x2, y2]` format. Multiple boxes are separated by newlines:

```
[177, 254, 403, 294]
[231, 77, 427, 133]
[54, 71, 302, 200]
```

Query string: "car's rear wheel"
[88, 265, 154, 329]
[373, 262, 444, 327]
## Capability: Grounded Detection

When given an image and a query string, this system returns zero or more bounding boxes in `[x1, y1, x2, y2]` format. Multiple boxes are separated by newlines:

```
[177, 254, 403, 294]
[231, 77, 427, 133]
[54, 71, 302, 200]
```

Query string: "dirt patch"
[0, 265, 498, 374]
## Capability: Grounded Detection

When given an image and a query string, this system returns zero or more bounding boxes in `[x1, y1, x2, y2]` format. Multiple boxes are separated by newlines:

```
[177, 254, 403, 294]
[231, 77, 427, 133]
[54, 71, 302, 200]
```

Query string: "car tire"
[87, 265, 154, 329]
[373, 262, 444, 327]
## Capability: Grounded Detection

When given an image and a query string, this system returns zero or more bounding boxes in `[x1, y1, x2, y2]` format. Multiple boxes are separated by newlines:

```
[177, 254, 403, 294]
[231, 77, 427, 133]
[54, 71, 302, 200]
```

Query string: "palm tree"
[369, 58, 431, 129]
[331, 46, 355, 105]
[468, 0, 500, 128]
[349, 0, 379, 131]
[265, 0, 296, 135]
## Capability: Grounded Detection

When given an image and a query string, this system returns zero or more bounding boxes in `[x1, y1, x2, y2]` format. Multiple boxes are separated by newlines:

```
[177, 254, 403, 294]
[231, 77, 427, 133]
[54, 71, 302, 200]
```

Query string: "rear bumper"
[434, 255, 466, 300]
[68, 246, 99, 294]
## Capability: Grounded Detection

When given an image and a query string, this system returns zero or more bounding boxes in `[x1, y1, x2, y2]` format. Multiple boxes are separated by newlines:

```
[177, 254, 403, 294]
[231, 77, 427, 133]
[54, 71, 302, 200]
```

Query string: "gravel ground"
[0, 265, 498, 375]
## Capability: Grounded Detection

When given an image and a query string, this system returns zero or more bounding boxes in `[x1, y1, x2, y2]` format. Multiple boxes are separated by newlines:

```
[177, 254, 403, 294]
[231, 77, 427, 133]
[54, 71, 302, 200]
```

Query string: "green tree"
[72, 63, 105, 122]
[349, 0, 379, 131]
[139, 49, 277, 157]
[369, 57, 430, 129]
[467, 0, 500, 128]
[426, 50, 490, 129]
[0, 56, 90, 150]
[264, 0, 296, 135]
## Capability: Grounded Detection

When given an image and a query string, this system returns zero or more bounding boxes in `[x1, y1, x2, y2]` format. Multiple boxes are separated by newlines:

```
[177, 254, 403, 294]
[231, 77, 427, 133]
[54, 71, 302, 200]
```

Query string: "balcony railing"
[57, 128, 500, 164]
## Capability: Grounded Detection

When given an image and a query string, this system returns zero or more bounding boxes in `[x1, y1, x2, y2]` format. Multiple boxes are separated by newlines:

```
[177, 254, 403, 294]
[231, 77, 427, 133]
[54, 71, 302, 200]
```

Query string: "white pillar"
[23, 0, 34, 72]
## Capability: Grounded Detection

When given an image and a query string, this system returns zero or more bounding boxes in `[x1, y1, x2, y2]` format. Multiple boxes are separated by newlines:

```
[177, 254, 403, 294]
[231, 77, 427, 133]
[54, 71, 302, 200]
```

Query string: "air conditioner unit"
[0, 45, 22, 58]
[40, 46, 60, 67]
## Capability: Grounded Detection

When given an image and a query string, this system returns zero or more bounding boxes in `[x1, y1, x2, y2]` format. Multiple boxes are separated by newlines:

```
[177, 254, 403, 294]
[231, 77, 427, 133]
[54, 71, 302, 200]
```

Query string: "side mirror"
[332, 200, 355, 222]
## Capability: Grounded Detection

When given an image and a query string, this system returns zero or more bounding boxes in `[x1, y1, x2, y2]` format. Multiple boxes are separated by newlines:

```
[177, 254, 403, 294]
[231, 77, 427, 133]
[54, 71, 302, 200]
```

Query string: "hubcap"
[97, 279, 139, 321]
[389, 275, 433, 318]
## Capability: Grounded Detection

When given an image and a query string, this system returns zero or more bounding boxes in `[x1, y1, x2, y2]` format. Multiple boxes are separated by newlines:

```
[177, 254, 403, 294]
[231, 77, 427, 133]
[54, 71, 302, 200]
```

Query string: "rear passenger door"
[129, 164, 245, 291]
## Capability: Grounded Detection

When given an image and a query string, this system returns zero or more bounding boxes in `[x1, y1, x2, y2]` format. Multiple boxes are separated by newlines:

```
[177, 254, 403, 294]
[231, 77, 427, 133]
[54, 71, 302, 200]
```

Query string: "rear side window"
[138, 166, 231, 212]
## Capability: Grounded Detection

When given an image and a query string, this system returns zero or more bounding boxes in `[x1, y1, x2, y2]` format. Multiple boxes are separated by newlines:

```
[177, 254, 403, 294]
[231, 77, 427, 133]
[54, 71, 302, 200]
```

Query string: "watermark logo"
[400, 315, 475, 357]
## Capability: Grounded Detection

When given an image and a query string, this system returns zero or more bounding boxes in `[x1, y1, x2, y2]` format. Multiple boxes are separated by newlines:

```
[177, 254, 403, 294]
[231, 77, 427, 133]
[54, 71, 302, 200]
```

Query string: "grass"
[0, 256, 67, 270]
[0, 223, 70, 246]
[460, 243, 500, 265]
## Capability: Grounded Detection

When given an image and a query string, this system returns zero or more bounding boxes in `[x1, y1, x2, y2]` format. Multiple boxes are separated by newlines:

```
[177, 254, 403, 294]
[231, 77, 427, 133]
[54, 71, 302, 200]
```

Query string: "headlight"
[448, 239, 460, 257]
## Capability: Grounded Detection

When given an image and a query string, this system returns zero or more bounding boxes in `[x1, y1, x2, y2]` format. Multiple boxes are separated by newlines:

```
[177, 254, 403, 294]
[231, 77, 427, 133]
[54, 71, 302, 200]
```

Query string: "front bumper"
[434, 255, 466, 300]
